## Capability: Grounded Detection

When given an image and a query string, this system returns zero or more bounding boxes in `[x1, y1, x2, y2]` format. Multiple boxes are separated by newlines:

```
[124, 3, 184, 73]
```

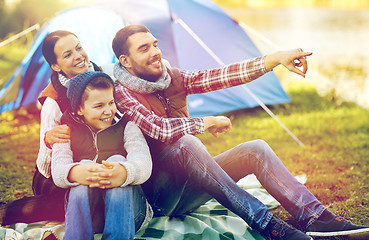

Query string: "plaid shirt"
[114, 56, 267, 143]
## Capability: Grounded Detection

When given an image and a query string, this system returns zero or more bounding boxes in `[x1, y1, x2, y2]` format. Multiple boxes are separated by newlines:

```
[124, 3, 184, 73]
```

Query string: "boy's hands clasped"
[69, 161, 127, 189]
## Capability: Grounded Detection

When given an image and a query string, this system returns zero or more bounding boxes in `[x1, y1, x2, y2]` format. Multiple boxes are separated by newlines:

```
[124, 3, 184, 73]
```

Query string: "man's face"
[123, 32, 163, 82]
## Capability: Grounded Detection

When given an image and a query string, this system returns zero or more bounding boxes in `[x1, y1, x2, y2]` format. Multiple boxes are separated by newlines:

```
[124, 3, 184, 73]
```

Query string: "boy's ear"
[51, 63, 61, 72]
[119, 55, 131, 69]
[76, 106, 84, 116]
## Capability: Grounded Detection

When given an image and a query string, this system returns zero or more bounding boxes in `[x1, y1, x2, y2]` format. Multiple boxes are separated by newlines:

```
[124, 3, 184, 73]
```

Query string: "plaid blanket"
[0, 175, 306, 240]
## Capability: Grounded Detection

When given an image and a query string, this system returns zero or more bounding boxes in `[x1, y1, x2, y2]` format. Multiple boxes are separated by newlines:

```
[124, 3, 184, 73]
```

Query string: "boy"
[51, 71, 152, 239]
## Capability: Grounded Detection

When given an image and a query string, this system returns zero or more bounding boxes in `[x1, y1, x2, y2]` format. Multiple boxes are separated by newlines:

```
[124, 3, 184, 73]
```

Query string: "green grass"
[0, 109, 39, 204]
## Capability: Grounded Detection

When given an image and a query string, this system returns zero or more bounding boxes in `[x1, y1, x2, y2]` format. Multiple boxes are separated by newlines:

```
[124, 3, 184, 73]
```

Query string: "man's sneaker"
[263, 216, 313, 240]
[306, 215, 369, 239]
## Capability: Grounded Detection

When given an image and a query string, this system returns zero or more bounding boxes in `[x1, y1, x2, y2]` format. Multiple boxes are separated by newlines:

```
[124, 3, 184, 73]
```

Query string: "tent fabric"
[0, 0, 290, 116]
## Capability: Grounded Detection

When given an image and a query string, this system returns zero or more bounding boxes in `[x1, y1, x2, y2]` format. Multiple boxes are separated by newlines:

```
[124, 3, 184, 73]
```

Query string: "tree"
[0, 0, 67, 39]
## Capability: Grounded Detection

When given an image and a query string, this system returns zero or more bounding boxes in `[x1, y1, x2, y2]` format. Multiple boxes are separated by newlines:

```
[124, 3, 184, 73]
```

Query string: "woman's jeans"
[142, 135, 326, 231]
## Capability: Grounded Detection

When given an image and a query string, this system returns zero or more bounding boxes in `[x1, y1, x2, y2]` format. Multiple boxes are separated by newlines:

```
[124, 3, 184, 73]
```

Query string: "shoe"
[263, 216, 313, 240]
[306, 215, 369, 239]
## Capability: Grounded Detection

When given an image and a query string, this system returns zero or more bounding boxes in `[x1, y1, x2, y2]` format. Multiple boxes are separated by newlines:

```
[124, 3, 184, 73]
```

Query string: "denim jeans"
[64, 158, 148, 240]
[64, 185, 135, 240]
[142, 135, 326, 231]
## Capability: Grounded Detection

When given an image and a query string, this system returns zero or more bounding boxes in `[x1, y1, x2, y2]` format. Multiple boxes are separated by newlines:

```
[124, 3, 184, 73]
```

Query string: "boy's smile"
[77, 87, 117, 131]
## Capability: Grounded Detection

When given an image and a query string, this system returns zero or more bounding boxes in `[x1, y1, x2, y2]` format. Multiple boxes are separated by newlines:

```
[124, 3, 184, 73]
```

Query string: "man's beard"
[135, 70, 162, 82]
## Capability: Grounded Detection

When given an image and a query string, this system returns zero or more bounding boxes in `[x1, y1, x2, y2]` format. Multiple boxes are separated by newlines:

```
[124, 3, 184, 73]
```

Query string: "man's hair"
[42, 30, 78, 66]
[112, 24, 150, 58]
[80, 77, 114, 108]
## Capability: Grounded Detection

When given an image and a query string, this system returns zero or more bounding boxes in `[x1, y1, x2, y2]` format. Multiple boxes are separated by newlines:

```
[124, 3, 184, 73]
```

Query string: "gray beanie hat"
[67, 71, 114, 112]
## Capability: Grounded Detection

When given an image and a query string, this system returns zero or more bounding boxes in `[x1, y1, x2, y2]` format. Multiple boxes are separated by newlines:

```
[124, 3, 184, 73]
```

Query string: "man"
[105, 24, 369, 240]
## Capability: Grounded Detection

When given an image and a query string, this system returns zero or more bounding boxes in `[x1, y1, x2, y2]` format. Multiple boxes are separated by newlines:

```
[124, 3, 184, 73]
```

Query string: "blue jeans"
[142, 135, 326, 231]
[64, 184, 147, 240]
[64, 158, 148, 240]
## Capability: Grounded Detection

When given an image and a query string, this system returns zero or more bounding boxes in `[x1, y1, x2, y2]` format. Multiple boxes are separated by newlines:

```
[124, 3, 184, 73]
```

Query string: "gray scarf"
[113, 61, 171, 94]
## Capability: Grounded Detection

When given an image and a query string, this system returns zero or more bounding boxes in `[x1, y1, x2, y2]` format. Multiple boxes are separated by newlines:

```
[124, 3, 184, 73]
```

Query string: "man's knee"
[239, 139, 271, 156]
[177, 134, 207, 152]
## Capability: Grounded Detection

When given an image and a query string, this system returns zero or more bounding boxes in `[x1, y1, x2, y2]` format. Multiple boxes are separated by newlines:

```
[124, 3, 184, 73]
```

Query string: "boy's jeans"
[64, 158, 147, 240]
[64, 185, 136, 240]
[142, 135, 326, 231]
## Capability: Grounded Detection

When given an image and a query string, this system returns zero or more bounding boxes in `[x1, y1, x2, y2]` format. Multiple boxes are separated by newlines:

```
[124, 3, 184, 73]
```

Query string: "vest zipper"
[87, 117, 120, 163]
[85, 125, 99, 162]
[156, 92, 170, 113]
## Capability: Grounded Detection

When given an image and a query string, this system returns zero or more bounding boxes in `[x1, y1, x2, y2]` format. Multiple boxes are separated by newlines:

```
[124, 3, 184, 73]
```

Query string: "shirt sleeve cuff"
[261, 55, 269, 73]
[118, 161, 134, 187]
[196, 117, 205, 134]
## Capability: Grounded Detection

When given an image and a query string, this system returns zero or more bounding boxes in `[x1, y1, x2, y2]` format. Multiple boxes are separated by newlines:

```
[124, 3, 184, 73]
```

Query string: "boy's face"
[77, 87, 117, 131]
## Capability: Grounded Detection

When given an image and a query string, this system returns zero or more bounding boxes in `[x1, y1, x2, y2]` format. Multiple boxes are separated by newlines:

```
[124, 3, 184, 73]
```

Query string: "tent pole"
[172, 14, 304, 147]
[0, 24, 40, 48]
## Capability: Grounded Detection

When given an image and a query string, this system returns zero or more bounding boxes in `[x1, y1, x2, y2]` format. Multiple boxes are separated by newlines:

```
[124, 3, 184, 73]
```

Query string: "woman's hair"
[80, 76, 114, 108]
[112, 24, 150, 58]
[42, 30, 78, 66]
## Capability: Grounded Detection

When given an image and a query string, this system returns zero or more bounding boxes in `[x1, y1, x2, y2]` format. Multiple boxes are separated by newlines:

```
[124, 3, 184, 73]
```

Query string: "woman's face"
[51, 34, 89, 79]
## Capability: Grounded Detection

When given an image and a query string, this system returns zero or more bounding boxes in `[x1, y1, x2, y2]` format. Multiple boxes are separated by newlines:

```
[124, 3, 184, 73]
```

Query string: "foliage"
[0, 0, 68, 39]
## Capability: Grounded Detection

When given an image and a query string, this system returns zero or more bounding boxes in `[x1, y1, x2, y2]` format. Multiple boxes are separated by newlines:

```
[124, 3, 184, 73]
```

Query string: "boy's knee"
[69, 185, 89, 201]
[106, 155, 126, 163]
[80, 159, 94, 164]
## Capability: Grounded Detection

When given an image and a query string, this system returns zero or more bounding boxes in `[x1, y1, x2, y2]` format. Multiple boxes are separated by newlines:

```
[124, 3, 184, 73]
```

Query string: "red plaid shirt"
[114, 56, 267, 143]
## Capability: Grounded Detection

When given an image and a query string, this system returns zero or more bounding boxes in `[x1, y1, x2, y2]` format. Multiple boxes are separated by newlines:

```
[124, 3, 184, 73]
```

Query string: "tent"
[0, 0, 290, 116]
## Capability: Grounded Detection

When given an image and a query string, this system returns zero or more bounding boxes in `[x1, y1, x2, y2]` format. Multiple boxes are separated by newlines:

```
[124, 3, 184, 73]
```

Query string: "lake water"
[226, 7, 369, 108]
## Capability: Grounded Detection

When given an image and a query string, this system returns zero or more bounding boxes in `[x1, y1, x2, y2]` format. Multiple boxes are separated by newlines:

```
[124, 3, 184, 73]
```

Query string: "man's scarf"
[113, 61, 171, 93]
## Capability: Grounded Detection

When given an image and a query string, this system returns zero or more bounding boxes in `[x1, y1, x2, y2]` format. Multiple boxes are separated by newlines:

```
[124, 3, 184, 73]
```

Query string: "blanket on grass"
[0, 174, 306, 240]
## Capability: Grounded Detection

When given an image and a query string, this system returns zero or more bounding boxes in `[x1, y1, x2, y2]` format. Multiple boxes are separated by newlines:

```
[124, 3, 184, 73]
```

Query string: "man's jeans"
[142, 135, 326, 231]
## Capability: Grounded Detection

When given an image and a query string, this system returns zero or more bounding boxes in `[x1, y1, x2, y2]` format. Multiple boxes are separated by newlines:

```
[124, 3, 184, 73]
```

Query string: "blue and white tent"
[0, 0, 290, 116]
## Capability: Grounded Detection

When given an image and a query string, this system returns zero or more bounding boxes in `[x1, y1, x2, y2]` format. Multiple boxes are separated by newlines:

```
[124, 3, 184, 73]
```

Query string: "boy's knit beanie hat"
[67, 71, 114, 112]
